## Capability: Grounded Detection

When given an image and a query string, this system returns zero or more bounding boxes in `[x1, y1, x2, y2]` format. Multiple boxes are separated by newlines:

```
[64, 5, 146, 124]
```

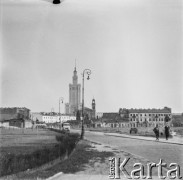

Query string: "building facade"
[0, 107, 30, 121]
[94, 107, 172, 128]
[119, 107, 172, 127]
[65, 66, 81, 115]
[0, 107, 32, 128]
[31, 112, 76, 124]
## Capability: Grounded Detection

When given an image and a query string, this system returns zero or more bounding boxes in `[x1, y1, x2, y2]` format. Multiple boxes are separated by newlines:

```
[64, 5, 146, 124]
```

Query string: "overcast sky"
[0, 0, 182, 113]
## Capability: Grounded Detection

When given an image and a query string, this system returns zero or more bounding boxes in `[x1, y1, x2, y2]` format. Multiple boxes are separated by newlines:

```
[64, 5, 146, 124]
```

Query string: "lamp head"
[87, 75, 90, 80]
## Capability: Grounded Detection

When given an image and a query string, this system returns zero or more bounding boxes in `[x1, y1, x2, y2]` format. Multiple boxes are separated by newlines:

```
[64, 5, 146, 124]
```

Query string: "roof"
[0, 119, 24, 123]
[84, 107, 93, 111]
[102, 113, 118, 119]
[0, 107, 30, 110]
[127, 108, 171, 113]
[101, 112, 129, 123]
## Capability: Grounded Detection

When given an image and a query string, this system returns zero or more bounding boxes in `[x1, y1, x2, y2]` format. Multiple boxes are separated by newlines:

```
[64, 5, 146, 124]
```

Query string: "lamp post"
[59, 97, 64, 128]
[80, 69, 91, 139]
[51, 108, 54, 125]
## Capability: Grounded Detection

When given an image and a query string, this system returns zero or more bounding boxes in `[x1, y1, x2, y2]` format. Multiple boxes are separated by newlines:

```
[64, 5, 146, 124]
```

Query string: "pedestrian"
[153, 124, 159, 141]
[164, 123, 170, 140]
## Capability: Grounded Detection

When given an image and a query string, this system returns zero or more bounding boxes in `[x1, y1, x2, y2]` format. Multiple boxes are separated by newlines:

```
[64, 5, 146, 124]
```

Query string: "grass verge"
[0, 131, 80, 177]
[16, 140, 114, 179]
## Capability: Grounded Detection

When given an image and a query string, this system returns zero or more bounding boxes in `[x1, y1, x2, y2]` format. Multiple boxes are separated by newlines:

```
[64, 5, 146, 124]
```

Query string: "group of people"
[153, 123, 170, 141]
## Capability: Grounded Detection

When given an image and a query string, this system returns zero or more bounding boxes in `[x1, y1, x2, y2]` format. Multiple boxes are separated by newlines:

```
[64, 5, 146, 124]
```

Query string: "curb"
[104, 133, 183, 146]
[46, 172, 63, 180]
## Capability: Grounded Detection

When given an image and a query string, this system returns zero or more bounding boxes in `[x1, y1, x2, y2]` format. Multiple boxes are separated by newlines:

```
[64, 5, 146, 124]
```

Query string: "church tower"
[92, 98, 96, 118]
[65, 64, 81, 115]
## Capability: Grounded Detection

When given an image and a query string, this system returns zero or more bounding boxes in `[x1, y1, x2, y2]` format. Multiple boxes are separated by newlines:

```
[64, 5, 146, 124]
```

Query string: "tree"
[36, 118, 39, 124]
[76, 110, 81, 121]
[119, 108, 123, 115]
[84, 114, 90, 124]
[165, 115, 170, 122]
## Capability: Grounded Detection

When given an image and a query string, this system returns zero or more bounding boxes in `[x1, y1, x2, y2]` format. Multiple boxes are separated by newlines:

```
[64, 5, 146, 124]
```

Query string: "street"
[73, 130, 183, 174]
[86, 131, 183, 169]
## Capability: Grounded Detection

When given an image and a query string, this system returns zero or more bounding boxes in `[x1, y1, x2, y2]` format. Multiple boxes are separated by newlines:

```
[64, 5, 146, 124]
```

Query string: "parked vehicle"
[62, 122, 70, 132]
[130, 127, 138, 134]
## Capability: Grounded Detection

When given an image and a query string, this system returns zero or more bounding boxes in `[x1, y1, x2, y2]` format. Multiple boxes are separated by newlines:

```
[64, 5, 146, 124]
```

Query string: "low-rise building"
[0, 107, 32, 128]
[0, 107, 30, 121]
[94, 107, 172, 128]
[31, 112, 76, 124]
[119, 107, 172, 127]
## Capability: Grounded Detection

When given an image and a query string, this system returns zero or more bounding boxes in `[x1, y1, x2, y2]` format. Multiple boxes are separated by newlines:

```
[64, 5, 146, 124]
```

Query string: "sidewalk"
[47, 174, 131, 180]
[104, 132, 183, 145]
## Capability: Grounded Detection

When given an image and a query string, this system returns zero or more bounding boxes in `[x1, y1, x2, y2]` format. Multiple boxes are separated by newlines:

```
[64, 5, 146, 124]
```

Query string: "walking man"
[164, 123, 170, 140]
[153, 124, 159, 141]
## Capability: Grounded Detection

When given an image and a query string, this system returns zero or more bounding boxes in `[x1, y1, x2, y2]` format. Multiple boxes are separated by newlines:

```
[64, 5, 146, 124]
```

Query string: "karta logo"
[109, 157, 182, 179]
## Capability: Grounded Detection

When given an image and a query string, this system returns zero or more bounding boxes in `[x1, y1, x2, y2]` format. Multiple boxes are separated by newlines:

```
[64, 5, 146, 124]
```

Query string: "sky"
[0, 0, 182, 113]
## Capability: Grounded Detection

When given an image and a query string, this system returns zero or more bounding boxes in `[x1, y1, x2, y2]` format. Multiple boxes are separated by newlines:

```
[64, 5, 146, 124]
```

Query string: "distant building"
[65, 65, 81, 115]
[92, 111, 129, 128]
[96, 112, 103, 119]
[78, 98, 96, 121]
[119, 107, 172, 127]
[31, 112, 76, 124]
[0, 107, 30, 121]
[0, 107, 31, 128]
[91, 98, 96, 119]
[94, 107, 172, 128]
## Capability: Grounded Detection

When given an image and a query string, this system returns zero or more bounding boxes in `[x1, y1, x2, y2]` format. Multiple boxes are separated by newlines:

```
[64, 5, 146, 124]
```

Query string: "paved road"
[78, 130, 183, 175]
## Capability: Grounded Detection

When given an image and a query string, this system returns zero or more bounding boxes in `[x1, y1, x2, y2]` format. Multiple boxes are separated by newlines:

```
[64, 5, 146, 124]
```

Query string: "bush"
[55, 133, 80, 155]
[0, 132, 80, 177]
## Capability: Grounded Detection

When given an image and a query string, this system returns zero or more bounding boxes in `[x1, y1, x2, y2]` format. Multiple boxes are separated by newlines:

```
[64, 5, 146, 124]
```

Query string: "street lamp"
[59, 97, 64, 126]
[51, 108, 54, 125]
[81, 69, 91, 139]
[59, 97, 64, 116]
